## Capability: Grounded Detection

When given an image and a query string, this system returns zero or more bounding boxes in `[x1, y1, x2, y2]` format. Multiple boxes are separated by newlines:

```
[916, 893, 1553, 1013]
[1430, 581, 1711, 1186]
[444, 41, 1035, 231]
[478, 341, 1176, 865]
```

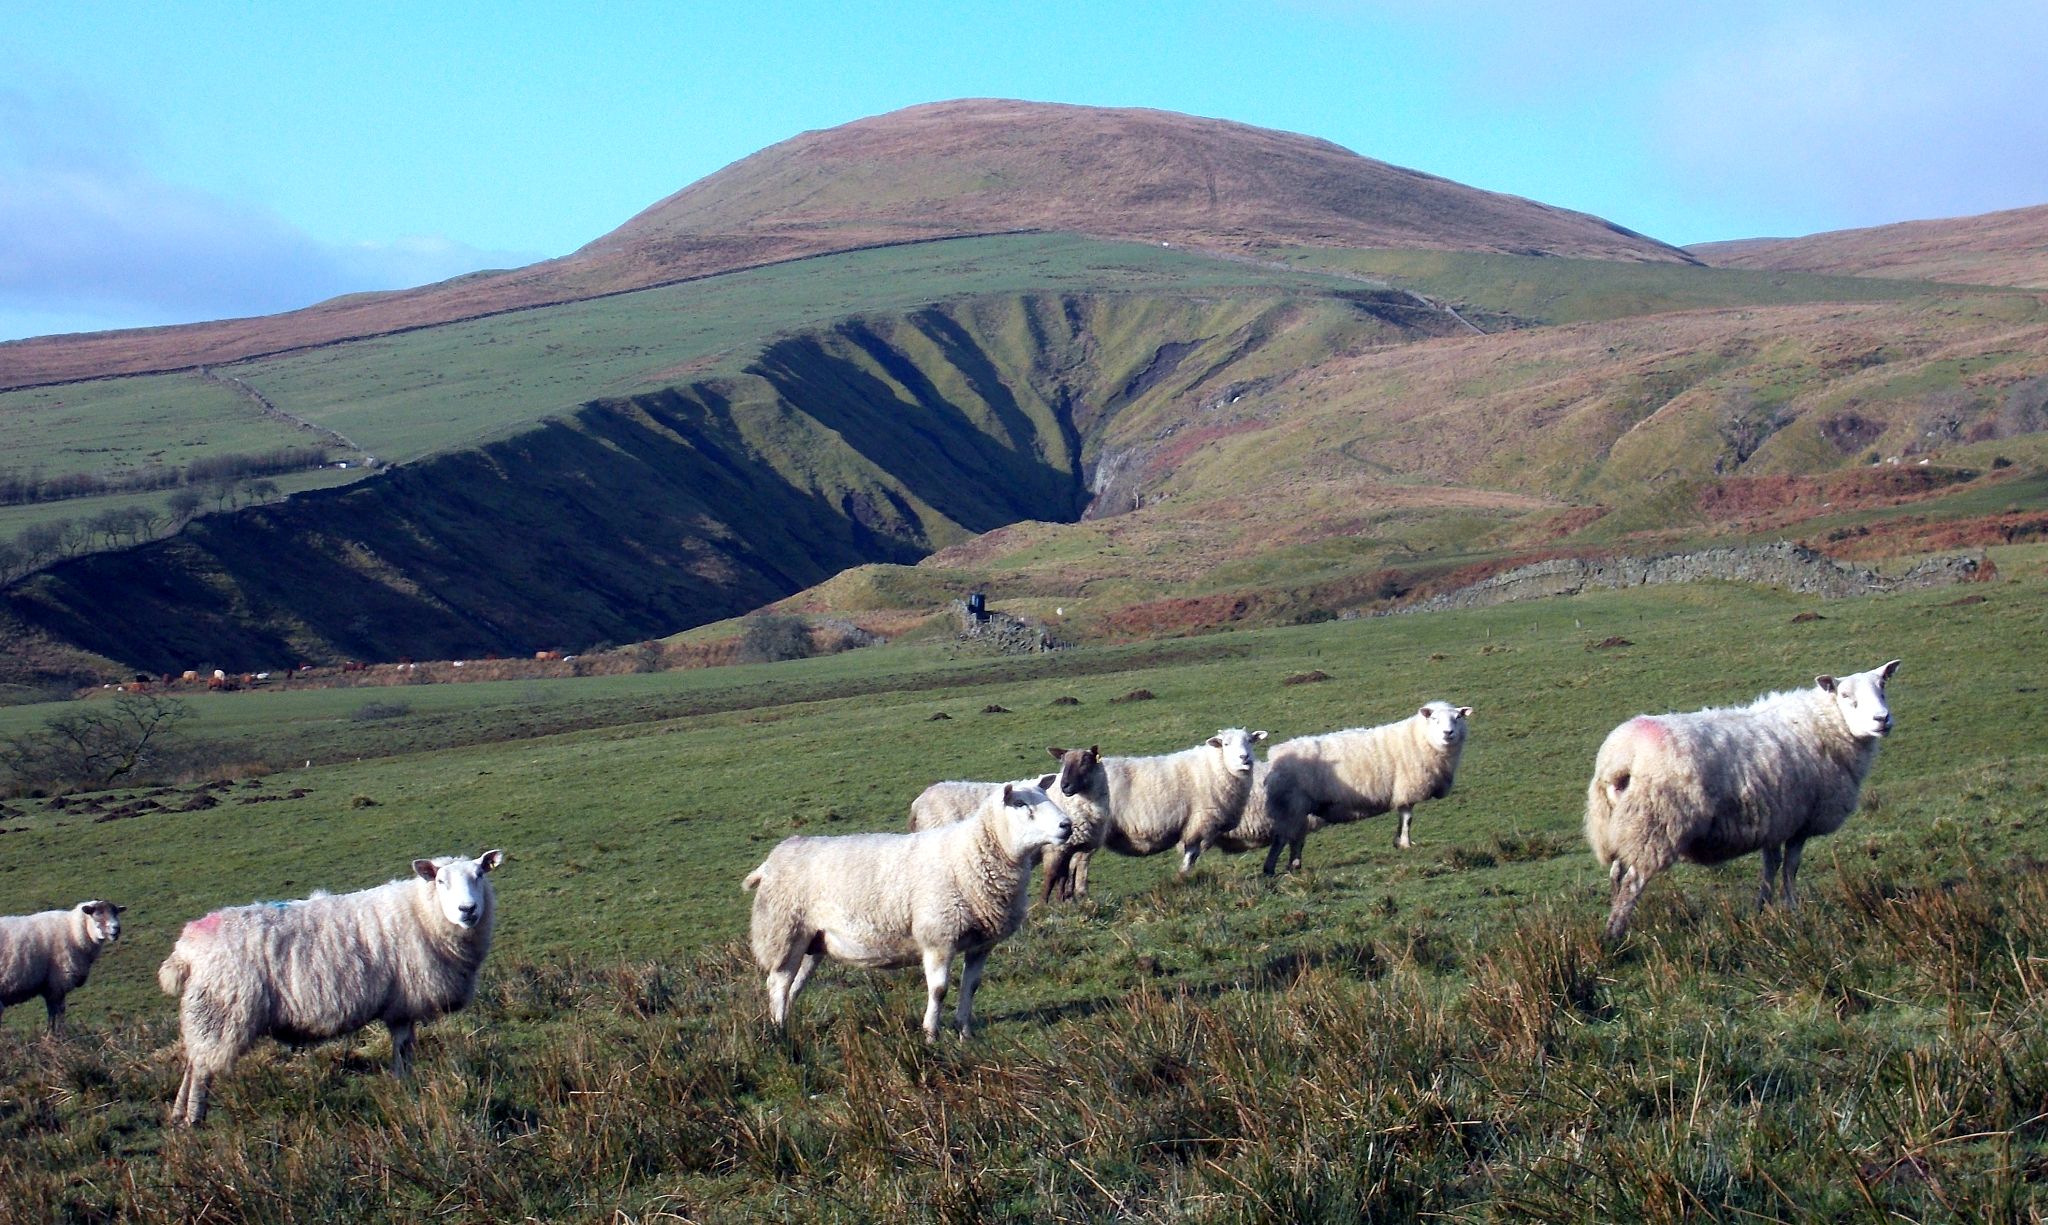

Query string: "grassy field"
[2, 549, 2044, 1218]
[1271, 246, 1999, 326]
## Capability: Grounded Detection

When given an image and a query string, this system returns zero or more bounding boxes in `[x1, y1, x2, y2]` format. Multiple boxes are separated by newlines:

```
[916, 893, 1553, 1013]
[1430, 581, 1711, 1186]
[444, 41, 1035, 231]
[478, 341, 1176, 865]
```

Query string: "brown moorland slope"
[0, 99, 1691, 390]
[1690, 202, 2048, 289]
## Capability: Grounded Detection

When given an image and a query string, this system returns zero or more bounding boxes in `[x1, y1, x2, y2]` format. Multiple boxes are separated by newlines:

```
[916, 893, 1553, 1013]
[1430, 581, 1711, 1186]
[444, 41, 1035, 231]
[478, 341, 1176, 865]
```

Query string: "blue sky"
[4, 0, 2045, 342]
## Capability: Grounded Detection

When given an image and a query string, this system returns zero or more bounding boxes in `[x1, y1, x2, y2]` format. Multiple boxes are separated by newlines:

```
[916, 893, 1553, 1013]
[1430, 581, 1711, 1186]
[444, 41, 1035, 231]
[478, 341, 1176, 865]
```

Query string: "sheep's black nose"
[458, 904, 479, 922]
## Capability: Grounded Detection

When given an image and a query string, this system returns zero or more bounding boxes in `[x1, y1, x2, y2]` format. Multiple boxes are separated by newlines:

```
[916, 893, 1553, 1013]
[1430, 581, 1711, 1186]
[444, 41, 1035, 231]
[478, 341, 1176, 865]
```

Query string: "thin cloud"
[1652, 5, 2048, 233]
[0, 83, 534, 341]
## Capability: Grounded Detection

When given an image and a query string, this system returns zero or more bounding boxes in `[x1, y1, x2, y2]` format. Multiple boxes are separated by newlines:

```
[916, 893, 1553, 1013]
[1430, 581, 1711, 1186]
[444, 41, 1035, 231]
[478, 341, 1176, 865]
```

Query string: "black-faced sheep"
[1585, 659, 1899, 940]
[158, 850, 504, 1126]
[747, 783, 1070, 1040]
[1261, 702, 1471, 874]
[911, 747, 1111, 904]
[0, 900, 124, 1034]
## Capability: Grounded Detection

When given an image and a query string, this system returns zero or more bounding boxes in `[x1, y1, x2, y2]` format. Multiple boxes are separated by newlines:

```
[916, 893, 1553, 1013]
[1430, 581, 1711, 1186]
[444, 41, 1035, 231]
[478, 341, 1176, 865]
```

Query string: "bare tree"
[1, 693, 194, 794]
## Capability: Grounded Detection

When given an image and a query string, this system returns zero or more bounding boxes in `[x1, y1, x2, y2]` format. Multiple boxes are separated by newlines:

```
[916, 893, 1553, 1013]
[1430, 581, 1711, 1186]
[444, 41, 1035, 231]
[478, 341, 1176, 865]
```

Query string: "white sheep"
[1050, 729, 1267, 894]
[1586, 659, 1899, 940]
[1261, 702, 1472, 874]
[0, 900, 124, 1034]
[911, 747, 1112, 904]
[157, 850, 504, 1126]
[746, 782, 1071, 1040]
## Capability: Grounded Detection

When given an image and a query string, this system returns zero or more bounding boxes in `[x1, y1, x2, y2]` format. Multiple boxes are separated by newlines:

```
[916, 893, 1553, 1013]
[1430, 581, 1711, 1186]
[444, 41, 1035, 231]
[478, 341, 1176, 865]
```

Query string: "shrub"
[350, 701, 412, 721]
[738, 614, 814, 664]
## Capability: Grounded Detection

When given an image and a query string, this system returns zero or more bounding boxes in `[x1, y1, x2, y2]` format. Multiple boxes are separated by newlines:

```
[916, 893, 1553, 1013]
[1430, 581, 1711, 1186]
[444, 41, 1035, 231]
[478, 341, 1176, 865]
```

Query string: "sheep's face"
[413, 850, 504, 930]
[1001, 784, 1073, 853]
[1207, 728, 1267, 776]
[1048, 746, 1101, 798]
[1817, 660, 1900, 741]
[77, 900, 124, 944]
[1419, 703, 1472, 751]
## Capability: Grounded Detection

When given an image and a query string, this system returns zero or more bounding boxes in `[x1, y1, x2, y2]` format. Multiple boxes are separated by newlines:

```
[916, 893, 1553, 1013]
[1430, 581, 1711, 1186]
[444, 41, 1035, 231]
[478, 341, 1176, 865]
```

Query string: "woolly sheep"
[1586, 659, 1899, 940]
[747, 782, 1071, 1040]
[1049, 729, 1267, 894]
[1261, 702, 1472, 874]
[158, 850, 504, 1126]
[0, 900, 124, 1034]
[911, 747, 1111, 904]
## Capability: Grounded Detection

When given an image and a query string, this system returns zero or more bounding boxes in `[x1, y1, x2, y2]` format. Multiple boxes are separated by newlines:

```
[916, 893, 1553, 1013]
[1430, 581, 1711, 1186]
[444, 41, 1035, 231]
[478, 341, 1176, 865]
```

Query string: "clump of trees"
[0, 447, 328, 508]
[0, 478, 288, 584]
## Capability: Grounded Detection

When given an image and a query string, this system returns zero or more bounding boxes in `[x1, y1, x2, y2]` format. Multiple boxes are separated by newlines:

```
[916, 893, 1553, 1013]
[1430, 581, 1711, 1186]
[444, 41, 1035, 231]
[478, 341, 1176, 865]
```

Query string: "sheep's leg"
[172, 1063, 190, 1124]
[43, 993, 64, 1037]
[789, 952, 821, 1001]
[176, 1064, 216, 1127]
[955, 949, 988, 1039]
[1757, 845, 1782, 911]
[1395, 807, 1414, 850]
[1071, 851, 1092, 898]
[764, 941, 807, 1029]
[1261, 839, 1284, 876]
[1605, 865, 1649, 942]
[1178, 842, 1203, 876]
[1287, 831, 1305, 873]
[1042, 847, 1072, 904]
[1782, 839, 1807, 909]
[388, 1019, 416, 1077]
[920, 949, 952, 1043]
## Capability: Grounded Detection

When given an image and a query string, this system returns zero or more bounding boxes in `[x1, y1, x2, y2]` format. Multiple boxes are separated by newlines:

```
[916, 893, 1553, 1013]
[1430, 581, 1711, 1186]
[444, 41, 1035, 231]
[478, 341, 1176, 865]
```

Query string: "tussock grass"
[5, 865, 2046, 1220]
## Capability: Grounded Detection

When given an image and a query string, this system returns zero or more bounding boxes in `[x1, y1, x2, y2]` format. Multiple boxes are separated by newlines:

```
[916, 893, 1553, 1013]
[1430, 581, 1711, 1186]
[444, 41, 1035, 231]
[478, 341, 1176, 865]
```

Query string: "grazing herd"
[0, 657, 1900, 1127]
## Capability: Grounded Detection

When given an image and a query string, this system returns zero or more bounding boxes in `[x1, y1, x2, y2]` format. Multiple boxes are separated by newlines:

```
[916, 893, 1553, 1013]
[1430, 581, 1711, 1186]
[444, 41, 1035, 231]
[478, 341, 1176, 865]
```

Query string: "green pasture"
[3, 557, 2046, 1218]
[5, 551, 2042, 1024]
[1272, 245, 1997, 325]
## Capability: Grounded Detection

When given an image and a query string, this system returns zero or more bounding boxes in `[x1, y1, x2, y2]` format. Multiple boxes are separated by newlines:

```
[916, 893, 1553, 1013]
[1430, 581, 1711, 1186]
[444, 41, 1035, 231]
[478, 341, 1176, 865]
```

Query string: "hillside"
[1690, 202, 2048, 288]
[4, 289, 1451, 672]
[0, 99, 1688, 389]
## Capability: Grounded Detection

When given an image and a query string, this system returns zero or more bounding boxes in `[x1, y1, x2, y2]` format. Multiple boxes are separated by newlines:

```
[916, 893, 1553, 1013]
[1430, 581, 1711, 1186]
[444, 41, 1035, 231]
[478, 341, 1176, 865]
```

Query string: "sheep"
[1261, 702, 1472, 875]
[158, 850, 504, 1126]
[746, 782, 1071, 1040]
[1586, 659, 1899, 941]
[910, 747, 1111, 904]
[0, 900, 124, 1034]
[1049, 729, 1267, 894]
[1206, 761, 1288, 866]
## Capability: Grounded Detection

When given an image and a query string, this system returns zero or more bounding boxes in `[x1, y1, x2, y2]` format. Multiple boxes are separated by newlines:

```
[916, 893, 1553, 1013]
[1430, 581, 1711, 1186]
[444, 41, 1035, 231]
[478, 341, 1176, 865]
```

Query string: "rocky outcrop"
[1394, 542, 1985, 615]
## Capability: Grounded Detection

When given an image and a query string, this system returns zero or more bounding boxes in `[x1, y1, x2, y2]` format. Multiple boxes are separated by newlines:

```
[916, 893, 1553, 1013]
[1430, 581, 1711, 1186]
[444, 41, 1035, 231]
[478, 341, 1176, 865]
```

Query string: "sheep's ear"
[1038, 774, 1058, 790]
[1048, 746, 1067, 760]
[1458, 707, 1473, 719]
[1207, 736, 1223, 749]
[413, 859, 440, 881]
[1001, 783, 1020, 807]
[1815, 675, 1838, 694]
[1088, 745, 1099, 759]
[113, 904, 127, 915]
[1878, 659, 1901, 682]
[1253, 730, 1268, 741]
[477, 850, 505, 873]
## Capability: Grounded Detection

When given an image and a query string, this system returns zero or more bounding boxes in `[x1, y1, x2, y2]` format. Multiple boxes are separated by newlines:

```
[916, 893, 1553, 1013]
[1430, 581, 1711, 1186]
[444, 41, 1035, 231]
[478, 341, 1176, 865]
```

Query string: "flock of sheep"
[0, 656, 1899, 1126]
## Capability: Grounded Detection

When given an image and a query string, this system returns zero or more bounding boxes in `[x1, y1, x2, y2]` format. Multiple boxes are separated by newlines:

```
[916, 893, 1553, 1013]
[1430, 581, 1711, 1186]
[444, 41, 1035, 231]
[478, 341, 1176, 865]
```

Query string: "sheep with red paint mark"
[158, 851, 504, 1126]
[1585, 660, 1900, 940]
